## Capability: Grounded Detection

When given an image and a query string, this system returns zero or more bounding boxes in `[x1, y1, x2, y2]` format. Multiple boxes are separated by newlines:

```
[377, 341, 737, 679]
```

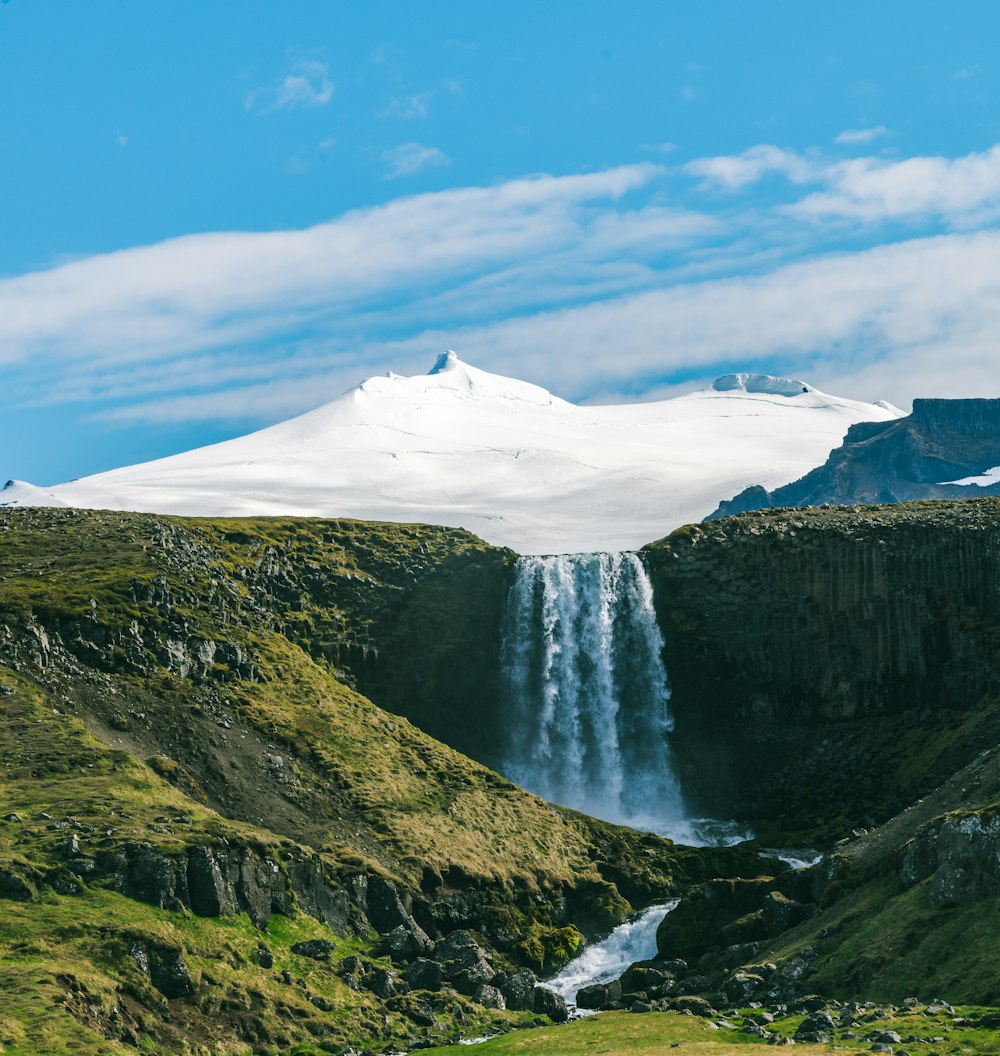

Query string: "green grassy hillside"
[0, 508, 764, 1054]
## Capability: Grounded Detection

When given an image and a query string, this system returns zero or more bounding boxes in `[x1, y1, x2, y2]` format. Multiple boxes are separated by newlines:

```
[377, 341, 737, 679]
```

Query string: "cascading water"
[547, 901, 677, 1006]
[499, 552, 750, 846]
[500, 553, 684, 832]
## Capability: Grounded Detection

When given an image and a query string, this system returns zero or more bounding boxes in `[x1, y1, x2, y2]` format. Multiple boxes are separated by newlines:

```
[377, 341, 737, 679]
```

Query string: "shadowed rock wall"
[644, 500, 1000, 837]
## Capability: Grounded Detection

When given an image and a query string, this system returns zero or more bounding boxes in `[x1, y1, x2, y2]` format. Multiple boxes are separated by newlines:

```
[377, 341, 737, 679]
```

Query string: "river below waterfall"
[548, 901, 678, 1007]
[499, 552, 747, 846]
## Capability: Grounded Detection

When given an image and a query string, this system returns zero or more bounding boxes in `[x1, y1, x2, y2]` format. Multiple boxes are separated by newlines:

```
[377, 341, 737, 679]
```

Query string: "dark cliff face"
[708, 398, 1000, 519]
[644, 500, 1000, 839]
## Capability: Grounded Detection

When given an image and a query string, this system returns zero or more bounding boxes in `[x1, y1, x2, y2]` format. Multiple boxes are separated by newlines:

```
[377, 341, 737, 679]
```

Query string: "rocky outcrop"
[96, 840, 363, 930]
[709, 398, 1000, 519]
[644, 500, 1000, 833]
[900, 809, 1000, 907]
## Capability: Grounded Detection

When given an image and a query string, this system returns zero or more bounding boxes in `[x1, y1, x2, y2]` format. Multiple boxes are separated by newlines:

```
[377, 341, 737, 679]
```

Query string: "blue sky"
[5, 1, 1000, 485]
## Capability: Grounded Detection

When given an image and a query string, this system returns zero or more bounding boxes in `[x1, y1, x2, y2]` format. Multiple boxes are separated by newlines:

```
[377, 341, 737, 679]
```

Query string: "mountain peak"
[711, 373, 812, 397]
[429, 350, 462, 375]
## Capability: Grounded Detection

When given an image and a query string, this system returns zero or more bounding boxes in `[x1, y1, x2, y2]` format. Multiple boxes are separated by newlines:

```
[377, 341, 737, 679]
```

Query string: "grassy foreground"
[422, 1006, 1000, 1056]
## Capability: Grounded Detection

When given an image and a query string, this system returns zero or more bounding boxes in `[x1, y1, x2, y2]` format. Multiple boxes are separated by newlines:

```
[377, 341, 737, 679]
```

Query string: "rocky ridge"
[709, 397, 1000, 519]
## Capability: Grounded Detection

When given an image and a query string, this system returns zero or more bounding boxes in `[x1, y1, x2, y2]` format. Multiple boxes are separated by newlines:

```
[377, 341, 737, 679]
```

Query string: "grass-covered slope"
[0, 508, 764, 1054]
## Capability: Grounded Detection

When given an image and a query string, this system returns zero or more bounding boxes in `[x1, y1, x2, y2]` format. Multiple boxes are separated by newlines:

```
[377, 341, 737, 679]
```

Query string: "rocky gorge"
[5, 499, 1000, 1052]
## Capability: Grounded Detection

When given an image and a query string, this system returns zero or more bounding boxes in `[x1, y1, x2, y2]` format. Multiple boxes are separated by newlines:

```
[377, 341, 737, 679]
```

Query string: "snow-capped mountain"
[2, 352, 903, 553]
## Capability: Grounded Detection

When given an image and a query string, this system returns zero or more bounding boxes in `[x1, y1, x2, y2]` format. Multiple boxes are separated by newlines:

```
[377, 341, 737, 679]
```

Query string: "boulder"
[433, 929, 495, 995]
[362, 968, 398, 1000]
[668, 995, 716, 1018]
[451, 958, 496, 995]
[401, 958, 443, 992]
[500, 968, 538, 1011]
[533, 986, 569, 1023]
[576, 979, 622, 1010]
[721, 971, 764, 1005]
[132, 941, 194, 999]
[794, 1010, 836, 1041]
[475, 984, 506, 1010]
[291, 939, 335, 961]
[381, 921, 433, 963]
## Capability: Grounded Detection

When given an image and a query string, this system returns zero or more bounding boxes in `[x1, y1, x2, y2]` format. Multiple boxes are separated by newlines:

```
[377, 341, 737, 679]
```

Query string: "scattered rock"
[291, 938, 335, 961]
[0, 866, 34, 901]
[362, 968, 398, 1000]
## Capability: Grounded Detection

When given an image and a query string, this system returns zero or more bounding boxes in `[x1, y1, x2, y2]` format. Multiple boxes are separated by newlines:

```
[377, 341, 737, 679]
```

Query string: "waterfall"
[499, 552, 687, 835]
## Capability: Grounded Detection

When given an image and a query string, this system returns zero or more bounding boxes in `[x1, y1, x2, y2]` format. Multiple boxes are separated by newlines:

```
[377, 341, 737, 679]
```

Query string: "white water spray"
[500, 553, 688, 833]
[548, 902, 677, 1005]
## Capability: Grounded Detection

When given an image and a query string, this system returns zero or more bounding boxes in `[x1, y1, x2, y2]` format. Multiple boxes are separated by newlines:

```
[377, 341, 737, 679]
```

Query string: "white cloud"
[834, 124, 889, 145]
[9, 145, 1000, 438]
[247, 59, 334, 114]
[381, 141, 450, 179]
[685, 145, 819, 190]
[792, 144, 1000, 221]
[0, 164, 663, 381]
[687, 141, 1000, 225]
[329, 229, 1000, 411]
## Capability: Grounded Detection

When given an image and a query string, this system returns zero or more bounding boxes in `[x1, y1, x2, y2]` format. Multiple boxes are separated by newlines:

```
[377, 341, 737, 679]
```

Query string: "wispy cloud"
[792, 144, 1000, 221]
[686, 142, 1000, 224]
[0, 165, 665, 409]
[381, 141, 450, 179]
[246, 59, 334, 114]
[686, 145, 819, 190]
[834, 124, 889, 145]
[385, 93, 431, 119]
[9, 142, 1000, 439]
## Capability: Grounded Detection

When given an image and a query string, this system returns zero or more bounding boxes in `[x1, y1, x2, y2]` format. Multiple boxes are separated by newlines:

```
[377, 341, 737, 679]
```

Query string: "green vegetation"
[0, 508, 767, 1053]
[421, 1005, 1000, 1056]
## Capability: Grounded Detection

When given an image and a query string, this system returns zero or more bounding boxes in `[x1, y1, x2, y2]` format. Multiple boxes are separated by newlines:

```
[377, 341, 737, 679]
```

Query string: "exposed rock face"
[644, 500, 1000, 832]
[901, 810, 1000, 907]
[709, 398, 1000, 519]
[655, 872, 819, 963]
[96, 840, 356, 930]
[130, 941, 195, 999]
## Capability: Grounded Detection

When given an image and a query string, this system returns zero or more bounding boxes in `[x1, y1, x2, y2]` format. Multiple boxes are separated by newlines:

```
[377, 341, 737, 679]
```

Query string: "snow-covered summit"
[3, 354, 903, 553]
[712, 373, 812, 396]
